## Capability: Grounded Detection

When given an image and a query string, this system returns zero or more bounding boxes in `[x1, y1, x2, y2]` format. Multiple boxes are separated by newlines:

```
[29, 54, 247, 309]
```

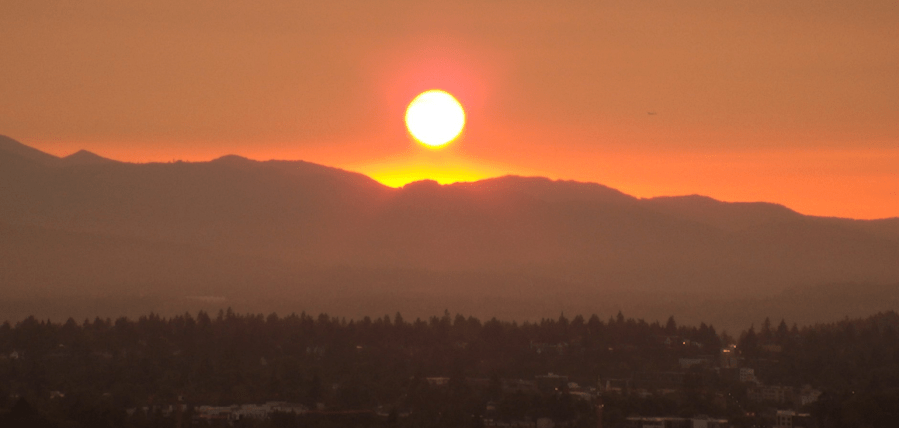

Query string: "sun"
[405, 90, 466, 148]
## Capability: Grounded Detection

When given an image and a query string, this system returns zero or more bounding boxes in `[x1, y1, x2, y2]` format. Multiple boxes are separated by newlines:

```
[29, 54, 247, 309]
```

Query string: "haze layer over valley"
[2, 135, 898, 331]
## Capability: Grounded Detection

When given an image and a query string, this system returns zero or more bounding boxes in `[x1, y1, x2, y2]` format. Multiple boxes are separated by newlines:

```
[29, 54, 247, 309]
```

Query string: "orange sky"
[2, 1, 897, 219]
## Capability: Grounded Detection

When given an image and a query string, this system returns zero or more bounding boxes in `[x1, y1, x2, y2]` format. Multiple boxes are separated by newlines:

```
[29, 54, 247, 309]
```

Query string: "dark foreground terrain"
[1, 309, 898, 428]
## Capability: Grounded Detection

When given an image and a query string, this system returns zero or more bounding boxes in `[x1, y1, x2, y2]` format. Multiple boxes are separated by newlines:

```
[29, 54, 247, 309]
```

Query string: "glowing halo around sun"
[405, 90, 466, 148]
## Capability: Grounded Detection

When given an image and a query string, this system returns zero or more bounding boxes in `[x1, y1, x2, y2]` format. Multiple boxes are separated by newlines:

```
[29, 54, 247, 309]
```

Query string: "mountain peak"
[212, 154, 253, 164]
[451, 175, 636, 205]
[402, 179, 441, 190]
[61, 149, 116, 165]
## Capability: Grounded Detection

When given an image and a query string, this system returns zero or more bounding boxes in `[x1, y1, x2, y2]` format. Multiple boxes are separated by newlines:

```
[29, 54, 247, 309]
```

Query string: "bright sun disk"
[405, 90, 465, 148]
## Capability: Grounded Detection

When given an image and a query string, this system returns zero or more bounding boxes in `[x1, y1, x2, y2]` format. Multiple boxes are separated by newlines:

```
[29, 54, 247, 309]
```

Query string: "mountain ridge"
[2, 135, 894, 220]
[1, 135, 897, 326]
[0, 134, 61, 166]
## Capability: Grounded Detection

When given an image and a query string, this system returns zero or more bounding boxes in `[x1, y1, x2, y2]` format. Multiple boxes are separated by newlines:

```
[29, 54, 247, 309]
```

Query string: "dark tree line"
[0, 309, 897, 427]
[738, 312, 899, 427]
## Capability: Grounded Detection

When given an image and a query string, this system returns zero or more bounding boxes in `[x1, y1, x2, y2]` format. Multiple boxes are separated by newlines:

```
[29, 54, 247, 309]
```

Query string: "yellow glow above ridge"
[354, 152, 514, 188]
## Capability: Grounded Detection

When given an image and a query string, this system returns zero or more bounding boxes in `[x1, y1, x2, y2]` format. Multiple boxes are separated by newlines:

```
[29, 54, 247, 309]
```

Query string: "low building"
[194, 401, 308, 422]
[466, 377, 493, 390]
[633, 371, 685, 390]
[536, 373, 569, 391]
[536, 417, 555, 428]
[569, 391, 593, 401]
[679, 357, 714, 369]
[772, 410, 812, 428]
[747, 385, 794, 403]
[426, 377, 450, 386]
[602, 378, 631, 394]
[624, 415, 728, 428]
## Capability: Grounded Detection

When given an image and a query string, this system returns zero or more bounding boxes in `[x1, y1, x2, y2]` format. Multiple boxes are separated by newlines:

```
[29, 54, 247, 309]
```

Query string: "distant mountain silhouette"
[61, 149, 116, 166]
[1, 136, 898, 327]
[644, 194, 802, 232]
[0, 134, 60, 166]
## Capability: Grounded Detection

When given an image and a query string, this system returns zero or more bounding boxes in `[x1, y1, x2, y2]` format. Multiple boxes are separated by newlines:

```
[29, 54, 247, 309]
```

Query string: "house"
[633, 371, 685, 390]
[503, 379, 539, 394]
[738, 368, 758, 384]
[426, 377, 450, 386]
[305, 346, 326, 357]
[798, 385, 822, 406]
[720, 347, 739, 368]
[761, 344, 783, 353]
[772, 410, 811, 428]
[483, 419, 537, 427]
[661, 336, 680, 346]
[602, 378, 631, 394]
[529, 341, 569, 355]
[195, 405, 235, 421]
[690, 415, 729, 428]
[536, 417, 555, 428]
[233, 404, 270, 420]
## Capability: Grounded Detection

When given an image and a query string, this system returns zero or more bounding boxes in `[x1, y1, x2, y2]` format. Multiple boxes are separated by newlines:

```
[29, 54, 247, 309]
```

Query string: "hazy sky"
[2, 1, 897, 218]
